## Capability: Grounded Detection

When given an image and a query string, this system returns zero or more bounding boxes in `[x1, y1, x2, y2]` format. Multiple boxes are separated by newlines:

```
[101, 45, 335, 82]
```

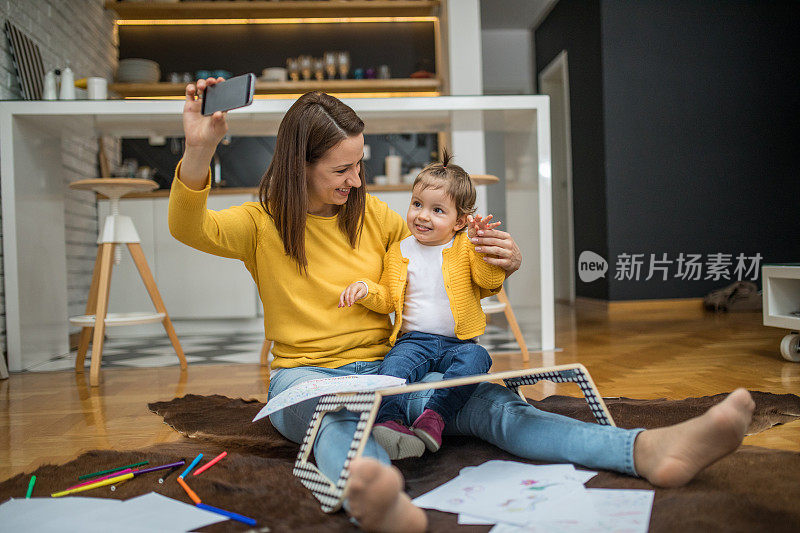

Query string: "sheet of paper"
[454, 463, 598, 526]
[0, 497, 123, 532]
[253, 374, 406, 421]
[458, 513, 495, 525]
[413, 461, 598, 526]
[0, 492, 228, 532]
[487, 489, 654, 533]
[458, 461, 579, 482]
[115, 492, 228, 531]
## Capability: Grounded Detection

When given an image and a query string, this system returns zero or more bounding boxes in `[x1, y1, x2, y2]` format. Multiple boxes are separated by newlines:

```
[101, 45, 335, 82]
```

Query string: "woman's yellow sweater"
[167, 162, 408, 369]
[358, 232, 505, 345]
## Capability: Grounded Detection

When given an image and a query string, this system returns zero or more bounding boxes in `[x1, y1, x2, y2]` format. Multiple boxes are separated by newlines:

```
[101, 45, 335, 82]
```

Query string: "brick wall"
[0, 0, 118, 363]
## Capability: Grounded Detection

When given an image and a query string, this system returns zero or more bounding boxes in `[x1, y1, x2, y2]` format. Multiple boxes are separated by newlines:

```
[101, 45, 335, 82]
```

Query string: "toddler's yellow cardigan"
[358, 231, 505, 345]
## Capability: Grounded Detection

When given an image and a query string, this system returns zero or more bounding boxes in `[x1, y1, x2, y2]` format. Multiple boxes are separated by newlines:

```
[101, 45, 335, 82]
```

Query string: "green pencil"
[26, 475, 36, 498]
[78, 461, 148, 480]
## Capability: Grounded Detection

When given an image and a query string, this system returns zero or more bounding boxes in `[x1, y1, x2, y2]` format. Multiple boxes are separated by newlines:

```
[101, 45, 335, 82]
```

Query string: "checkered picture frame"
[293, 391, 382, 512]
[502, 366, 615, 426]
[293, 363, 614, 512]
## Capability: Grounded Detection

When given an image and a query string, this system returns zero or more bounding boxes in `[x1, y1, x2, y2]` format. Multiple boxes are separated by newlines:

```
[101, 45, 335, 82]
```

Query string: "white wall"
[444, 0, 484, 95]
[0, 0, 117, 362]
[481, 29, 534, 95]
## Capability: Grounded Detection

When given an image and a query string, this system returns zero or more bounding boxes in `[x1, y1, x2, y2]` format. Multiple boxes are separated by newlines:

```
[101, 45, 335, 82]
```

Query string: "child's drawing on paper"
[446, 483, 485, 506]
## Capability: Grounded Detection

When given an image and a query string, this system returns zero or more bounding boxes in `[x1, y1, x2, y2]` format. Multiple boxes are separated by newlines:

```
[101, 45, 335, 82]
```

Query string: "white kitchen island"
[0, 96, 552, 372]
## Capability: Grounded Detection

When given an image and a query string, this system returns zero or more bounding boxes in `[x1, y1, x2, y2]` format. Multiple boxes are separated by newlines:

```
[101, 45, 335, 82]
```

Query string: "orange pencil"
[193, 452, 227, 476]
[177, 476, 202, 505]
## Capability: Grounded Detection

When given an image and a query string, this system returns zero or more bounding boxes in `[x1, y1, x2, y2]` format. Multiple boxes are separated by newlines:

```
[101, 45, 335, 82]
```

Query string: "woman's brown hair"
[259, 92, 366, 271]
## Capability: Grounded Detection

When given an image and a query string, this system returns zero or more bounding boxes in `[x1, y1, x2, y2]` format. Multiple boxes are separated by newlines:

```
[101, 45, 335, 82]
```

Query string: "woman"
[171, 80, 755, 533]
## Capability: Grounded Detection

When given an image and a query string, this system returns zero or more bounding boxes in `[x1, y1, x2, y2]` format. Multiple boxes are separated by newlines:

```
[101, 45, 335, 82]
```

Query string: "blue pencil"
[196, 503, 257, 526]
[179, 453, 203, 479]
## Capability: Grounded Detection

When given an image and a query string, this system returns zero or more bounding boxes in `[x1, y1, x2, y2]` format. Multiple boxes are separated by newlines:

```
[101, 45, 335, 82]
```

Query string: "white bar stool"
[70, 178, 186, 386]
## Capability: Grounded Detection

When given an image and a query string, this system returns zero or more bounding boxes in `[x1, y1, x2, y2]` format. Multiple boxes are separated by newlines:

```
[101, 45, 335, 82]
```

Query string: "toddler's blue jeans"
[376, 331, 492, 424]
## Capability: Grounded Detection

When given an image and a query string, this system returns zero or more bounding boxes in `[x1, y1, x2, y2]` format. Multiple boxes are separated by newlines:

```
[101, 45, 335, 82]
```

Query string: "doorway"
[539, 50, 575, 303]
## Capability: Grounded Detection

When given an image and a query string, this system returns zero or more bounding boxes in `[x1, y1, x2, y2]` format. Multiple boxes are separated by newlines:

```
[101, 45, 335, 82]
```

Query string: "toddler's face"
[406, 185, 466, 246]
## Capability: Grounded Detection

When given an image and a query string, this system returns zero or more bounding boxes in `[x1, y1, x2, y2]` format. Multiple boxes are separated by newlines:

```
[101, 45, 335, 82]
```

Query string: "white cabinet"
[99, 194, 259, 320]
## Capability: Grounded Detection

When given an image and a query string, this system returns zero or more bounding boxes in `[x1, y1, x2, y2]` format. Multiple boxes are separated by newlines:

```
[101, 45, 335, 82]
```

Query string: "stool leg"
[127, 243, 187, 370]
[90, 243, 115, 387]
[76, 245, 104, 373]
[260, 339, 273, 367]
[497, 287, 530, 363]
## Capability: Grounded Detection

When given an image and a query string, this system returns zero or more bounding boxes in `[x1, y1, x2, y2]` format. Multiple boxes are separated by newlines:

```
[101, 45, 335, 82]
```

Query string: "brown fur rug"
[2, 391, 800, 532]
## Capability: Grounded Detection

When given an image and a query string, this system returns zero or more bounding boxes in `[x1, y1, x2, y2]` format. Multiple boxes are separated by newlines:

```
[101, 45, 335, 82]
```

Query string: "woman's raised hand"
[183, 77, 229, 151]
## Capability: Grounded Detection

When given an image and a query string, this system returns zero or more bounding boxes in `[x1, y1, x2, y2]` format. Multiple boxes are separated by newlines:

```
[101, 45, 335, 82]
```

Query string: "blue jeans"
[377, 331, 492, 424]
[268, 361, 643, 486]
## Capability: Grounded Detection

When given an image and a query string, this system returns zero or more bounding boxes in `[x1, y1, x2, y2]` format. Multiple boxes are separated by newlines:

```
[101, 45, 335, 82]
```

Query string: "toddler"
[339, 152, 505, 459]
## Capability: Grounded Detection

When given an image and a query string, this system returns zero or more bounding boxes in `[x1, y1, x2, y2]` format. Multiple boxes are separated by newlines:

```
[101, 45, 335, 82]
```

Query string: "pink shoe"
[372, 420, 425, 460]
[411, 409, 445, 452]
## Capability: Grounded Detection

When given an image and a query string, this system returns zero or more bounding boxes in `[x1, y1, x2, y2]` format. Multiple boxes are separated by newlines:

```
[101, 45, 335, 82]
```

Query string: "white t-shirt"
[399, 235, 456, 337]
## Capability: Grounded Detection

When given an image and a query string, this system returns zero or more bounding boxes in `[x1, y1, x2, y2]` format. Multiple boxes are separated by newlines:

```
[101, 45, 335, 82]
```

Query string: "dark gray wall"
[601, 0, 800, 299]
[535, 0, 609, 299]
[536, 1, 800, 300]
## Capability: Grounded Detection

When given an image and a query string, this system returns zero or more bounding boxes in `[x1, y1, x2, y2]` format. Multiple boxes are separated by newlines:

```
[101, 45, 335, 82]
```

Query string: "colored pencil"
[179, 453, 203, 479]
[25, 475, 36, 498]
[78, 461, 148, 480]
[134, 460, 185, 476]
[66, 468, 135, 490]
[159, 462, 185, 484]
[196, 503, 256, 526]
[52, 472, 133, 498]
[193, 452, 227, 476]
[176, 477, 202, 505]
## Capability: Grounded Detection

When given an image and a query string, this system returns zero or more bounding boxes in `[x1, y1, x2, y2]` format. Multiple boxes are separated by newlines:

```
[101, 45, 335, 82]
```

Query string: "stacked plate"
[116, 59, 161, 83]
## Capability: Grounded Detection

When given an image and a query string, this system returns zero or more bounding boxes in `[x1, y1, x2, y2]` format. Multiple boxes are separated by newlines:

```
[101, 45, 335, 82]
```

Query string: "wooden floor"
[2, 301, 799, 481]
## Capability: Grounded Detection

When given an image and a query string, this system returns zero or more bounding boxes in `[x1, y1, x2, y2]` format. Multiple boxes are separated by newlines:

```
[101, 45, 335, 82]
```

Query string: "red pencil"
[192, 452, 227, 476]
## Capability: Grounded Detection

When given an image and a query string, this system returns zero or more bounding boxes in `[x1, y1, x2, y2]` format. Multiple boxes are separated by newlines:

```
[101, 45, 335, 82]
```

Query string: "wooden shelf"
[104, 1, 440, 20]
[110, 78, 441, 98]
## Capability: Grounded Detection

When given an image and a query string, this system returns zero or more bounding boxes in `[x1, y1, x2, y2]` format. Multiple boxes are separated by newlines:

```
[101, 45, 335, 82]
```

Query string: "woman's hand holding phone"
[179, 77, 229, 189]
[184, 77, 229, 149]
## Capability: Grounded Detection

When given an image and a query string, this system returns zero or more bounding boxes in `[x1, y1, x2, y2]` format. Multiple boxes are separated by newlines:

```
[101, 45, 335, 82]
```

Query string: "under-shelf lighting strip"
[115, 17, 437, 26]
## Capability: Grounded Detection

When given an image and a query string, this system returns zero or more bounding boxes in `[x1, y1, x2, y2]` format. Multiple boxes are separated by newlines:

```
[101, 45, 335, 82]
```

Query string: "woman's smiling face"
[306, 133, 364, 216]
[406, 184, 466, 246]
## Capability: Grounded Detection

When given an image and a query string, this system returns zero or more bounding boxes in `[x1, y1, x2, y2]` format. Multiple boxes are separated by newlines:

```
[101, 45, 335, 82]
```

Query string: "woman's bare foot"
[634, 388, 755, 487]
[346, 457, 427, 532]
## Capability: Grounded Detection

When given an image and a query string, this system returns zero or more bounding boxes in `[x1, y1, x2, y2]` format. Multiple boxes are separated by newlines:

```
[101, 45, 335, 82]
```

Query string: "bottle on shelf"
[59, 64, 75, 100]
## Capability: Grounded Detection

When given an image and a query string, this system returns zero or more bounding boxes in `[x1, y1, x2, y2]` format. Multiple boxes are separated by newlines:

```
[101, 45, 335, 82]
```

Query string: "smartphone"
[201, 73, 256, 116]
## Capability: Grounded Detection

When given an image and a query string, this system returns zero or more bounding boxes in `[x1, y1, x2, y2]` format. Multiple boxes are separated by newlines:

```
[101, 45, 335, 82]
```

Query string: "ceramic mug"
[87, 77, 108, 100]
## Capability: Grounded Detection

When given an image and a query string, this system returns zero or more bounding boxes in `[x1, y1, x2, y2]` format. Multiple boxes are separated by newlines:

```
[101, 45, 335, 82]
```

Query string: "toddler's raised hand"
[468, 214, 502, 240]
[339, 281, 368, 308]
